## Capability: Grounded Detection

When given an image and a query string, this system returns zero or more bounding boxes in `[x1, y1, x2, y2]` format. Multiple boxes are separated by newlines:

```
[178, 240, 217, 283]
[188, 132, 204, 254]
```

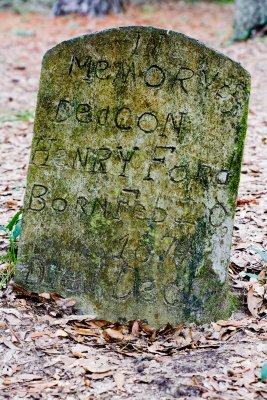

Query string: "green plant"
[0, 110, 34, 123]
[250, 246, 267, 263]
[261, 362, 267, 381]
[15, 110, 34, 122]
[244, 272, 265, 282]
[0, 210, 22, 288]
[243, 246, 267, 281]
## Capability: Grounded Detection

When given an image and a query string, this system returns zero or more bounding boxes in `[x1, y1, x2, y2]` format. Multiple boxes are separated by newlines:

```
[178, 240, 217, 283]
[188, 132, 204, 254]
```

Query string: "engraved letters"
[17, 27, 249, 326]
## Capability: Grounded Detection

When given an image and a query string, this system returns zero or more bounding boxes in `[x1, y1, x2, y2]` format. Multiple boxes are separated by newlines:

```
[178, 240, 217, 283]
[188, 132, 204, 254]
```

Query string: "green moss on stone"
[16, 26, 250, 328]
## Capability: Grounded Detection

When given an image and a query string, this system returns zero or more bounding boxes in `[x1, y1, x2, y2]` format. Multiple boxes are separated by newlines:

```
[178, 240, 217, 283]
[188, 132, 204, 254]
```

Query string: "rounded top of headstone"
[43, 26, 250, 80]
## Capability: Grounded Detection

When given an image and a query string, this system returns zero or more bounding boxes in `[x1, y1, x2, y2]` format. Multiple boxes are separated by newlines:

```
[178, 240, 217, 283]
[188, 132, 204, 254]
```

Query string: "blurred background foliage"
[0, 0, 266, 42]
[0, 0, 54, 13]
[0, 0, 234, 14]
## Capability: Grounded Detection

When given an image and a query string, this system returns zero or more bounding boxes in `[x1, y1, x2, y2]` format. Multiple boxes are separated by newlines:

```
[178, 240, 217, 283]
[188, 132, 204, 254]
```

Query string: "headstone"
[16, 27, 250, 327]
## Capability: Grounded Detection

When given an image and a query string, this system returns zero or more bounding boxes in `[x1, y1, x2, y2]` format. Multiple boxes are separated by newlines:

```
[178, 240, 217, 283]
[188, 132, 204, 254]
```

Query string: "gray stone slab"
[15, 27, 250, 327]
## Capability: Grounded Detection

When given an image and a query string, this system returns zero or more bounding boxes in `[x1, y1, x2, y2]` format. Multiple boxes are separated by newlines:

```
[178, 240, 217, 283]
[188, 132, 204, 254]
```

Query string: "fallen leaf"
[31, 331, 51, 339]
[0, 308, 21, 318]
[2, 374, 42, 384]
[79, 358, 116, 373]
[114, 371, 125, 390]
[237, 197, 258, 206]
[0, 338, 20, 350]
[14, 374, 42, 382]
[71, 344, 91, 353]
[217, 320, 246, 328]
[39, 292, 51, 299]
[103, 328, 124, 342]
[88, 319, 111, 328]
[55, 297, 77, 308]
[28, 381, 61, 392]
[131, 321, 139, 336]
[49, 314, 96, 325]
[91, 371, 114, 380]
[55, 329, 69, 337]
[74, 329, 98, 336]
[4, 314, 20, 326]
[247, 286, 263, 318]
[243, 366, 256, 388]
[139, 322, 155, 334]
[6, 199, 17, 208]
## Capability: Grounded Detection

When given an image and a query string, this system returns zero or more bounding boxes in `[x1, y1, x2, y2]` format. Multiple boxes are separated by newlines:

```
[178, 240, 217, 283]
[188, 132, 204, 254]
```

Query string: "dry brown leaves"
[4, 283, 267, 355]
[2, 287, 267, 399]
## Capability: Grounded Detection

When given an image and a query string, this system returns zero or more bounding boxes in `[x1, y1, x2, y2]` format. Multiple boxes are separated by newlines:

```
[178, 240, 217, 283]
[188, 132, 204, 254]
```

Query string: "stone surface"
[15, 27, 250, 327]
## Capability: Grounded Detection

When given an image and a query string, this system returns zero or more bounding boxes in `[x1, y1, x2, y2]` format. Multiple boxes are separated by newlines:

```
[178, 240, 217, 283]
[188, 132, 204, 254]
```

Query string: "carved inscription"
[54, 101, 188, 137]
[16, 27, 250, 327]
[30, 139, 231, 189]
[69, 55, 196, 93]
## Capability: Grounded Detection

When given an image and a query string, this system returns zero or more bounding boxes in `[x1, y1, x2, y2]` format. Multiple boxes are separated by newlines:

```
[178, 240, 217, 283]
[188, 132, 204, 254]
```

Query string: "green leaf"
[261, 363, 267, 381]
[6, 210, 22, 232]
[12, 219, 22, 240]
[0, 266, 15, 289]
[244, 273, 263, 281]
[250, 246, 267, 263]
[15, 110, 34, 122]
[0, 226, 7, 232]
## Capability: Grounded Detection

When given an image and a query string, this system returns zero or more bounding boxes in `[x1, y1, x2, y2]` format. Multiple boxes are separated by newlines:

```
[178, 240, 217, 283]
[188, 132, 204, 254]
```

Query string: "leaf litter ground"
[0, 2, 267, 399]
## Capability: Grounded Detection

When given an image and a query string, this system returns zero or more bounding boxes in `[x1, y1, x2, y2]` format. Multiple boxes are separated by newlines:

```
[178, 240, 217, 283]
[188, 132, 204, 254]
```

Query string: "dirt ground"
[1, 1, 267, 399]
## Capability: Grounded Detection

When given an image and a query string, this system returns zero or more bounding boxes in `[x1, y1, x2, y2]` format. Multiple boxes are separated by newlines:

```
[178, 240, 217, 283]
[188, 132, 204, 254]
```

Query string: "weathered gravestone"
[16, 27, 250, 327]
